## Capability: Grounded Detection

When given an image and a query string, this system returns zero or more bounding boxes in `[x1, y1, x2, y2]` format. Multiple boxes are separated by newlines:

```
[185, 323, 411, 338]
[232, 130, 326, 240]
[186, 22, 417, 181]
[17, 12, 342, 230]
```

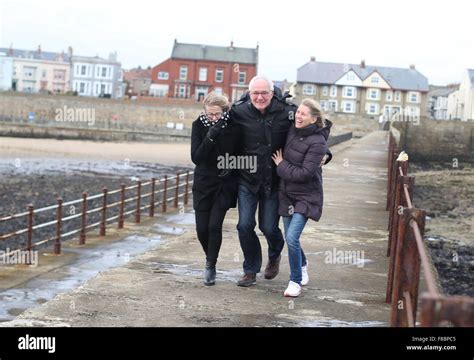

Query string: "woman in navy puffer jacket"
[272, 98, 332, 297]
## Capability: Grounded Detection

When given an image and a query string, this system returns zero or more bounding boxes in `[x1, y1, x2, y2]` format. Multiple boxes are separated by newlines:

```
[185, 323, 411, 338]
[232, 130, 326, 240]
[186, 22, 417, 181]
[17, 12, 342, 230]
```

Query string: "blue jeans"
[237, 184, 285, 274]
[282, 213, 308, 284]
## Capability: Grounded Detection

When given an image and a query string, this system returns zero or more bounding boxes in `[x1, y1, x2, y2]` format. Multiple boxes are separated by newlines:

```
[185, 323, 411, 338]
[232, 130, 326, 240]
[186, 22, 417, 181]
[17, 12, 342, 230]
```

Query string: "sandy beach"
[0, 137, 193, 166]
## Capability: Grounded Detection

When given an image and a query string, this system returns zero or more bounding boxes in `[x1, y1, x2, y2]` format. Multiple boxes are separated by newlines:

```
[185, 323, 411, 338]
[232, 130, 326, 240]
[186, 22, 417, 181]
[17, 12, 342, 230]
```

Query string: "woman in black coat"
[191, 92, 240, 286]
[272, 98, 332, 297]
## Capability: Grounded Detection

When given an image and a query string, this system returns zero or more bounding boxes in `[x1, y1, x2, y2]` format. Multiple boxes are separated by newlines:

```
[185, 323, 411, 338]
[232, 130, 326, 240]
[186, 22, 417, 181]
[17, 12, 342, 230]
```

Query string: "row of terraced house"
[0, 46, 125, 99]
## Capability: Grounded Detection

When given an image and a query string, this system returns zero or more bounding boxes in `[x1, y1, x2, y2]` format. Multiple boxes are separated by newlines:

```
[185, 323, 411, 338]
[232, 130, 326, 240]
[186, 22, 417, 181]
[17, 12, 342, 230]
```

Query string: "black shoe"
[237, 273, 256, 287]
[204, 260, 216, 286]
[204, 267, 216, 286]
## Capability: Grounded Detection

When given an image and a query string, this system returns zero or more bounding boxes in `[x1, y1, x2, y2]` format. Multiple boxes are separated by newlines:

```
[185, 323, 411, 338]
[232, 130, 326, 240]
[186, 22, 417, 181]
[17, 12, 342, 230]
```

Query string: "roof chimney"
[9, 43, 13, 55]
[37, 45, 42, 55]
[410, 64, 416, 70]
[360, 59, 365, 69]
[68, 46, 73, 58]
[230, 40, 234, 50]
[310, 56, 316, 62]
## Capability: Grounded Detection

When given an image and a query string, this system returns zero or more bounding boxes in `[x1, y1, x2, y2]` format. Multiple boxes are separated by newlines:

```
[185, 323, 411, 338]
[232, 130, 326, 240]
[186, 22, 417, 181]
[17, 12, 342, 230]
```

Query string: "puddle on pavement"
[149, 262, 241, 283]
[297, 319, 386, 327]
[154, 224, 186, 235]
[0, 234, 162, 322]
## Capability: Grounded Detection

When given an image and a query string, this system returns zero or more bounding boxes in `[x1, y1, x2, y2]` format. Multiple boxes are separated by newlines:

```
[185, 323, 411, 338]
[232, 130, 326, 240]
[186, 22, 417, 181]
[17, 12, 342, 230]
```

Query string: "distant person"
[191, 92, 240, 286]
[230, 76, 331, 287]
[272, 98, 332, 297]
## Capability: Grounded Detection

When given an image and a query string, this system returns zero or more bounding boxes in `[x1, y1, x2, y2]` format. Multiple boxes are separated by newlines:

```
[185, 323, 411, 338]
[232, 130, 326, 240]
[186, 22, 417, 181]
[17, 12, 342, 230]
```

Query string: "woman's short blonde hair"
[203, 92, 230, 112]
[300, 98, 326, 128]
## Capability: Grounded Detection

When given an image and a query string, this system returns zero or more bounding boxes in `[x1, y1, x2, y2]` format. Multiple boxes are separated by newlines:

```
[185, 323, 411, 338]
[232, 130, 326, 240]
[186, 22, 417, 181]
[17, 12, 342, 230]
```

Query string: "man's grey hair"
[248, 75, 274, 92]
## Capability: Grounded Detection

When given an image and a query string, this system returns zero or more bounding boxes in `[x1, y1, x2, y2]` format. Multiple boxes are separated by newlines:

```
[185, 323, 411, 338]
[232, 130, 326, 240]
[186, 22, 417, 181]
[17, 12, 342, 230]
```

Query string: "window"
[158, 72, 169, 80]
[81, 65, 86, 76]
[238, 71, 246, 84]
[394, 91, 401, 102]
[102, 67, 107, 77]
[303, 84, 316, 95]
[320, 100, 328, 111]
[366, 103, 380, 115]
[80, 83, 85, 93]
[330, 85, 337, 97]
[408, 91, 419, 103]
[214, 87, 223, 95]
[386, 90, 393, 102]
[179, 66, 188, 81]
[215, 68, 223, 82]
[347, 72, 355, 81]
[199, 68, 207, 82]
[343, 86, 356, 98]
[322, 86, 329, 96]
[100, 84, 106, 94]
[328, 100, 337, 111]
[371, 76, 380, 84]
[342, 101, 355, 113]
[42, 70, 47, 78]
[367, 88, 380, 100]
[178, 84, 187, 98]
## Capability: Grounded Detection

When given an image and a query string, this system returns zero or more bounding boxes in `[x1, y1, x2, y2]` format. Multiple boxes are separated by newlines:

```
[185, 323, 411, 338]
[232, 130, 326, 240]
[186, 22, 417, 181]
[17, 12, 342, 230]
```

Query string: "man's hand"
[320, 154, 328, 167]
[272, 149, 284, 166]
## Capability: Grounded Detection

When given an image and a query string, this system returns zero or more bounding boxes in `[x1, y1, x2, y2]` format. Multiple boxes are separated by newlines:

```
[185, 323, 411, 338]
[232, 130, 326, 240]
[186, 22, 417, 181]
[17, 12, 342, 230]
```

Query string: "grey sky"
[0, 0, 472, 85]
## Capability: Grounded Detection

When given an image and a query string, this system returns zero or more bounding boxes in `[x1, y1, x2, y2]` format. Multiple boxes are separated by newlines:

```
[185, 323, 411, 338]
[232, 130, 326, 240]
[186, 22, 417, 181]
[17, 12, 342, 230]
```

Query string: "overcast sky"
[0, 0, 472, 85]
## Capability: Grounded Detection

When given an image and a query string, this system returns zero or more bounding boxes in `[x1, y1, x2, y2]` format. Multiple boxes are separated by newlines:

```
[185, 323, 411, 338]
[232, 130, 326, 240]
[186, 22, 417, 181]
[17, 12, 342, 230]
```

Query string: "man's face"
[249, 79, 273, 113]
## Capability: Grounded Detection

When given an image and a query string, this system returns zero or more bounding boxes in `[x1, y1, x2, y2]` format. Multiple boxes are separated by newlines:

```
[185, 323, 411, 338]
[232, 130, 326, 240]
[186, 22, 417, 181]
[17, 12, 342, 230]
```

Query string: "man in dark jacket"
[230, 76, 299, 286]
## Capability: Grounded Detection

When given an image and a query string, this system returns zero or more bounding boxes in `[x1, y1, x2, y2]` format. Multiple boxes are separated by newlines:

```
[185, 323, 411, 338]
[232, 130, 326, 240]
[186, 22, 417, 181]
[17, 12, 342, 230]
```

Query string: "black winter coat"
[277, 120, 332, 221]
[230, 90, 297, 195]
[191, 115, 240, 211]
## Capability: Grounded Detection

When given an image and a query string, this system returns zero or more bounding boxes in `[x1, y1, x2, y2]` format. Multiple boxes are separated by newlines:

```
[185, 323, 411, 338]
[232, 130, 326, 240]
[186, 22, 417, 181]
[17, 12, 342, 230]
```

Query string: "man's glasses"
[250, 91, 272, 98]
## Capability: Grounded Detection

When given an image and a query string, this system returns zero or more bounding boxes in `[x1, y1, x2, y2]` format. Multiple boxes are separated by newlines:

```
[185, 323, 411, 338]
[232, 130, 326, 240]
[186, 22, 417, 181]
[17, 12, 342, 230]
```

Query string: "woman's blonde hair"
[203, 91, 230, 112]
[300, 98, 325, 128]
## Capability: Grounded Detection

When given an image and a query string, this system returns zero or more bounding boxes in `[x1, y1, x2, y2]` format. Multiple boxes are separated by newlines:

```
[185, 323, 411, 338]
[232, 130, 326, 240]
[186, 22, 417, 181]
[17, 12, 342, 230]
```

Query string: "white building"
[447, 70, 474, 121]
[0, 52, 13, 91]
[428, 86, 458, 120]
[69, 48, 124, 99]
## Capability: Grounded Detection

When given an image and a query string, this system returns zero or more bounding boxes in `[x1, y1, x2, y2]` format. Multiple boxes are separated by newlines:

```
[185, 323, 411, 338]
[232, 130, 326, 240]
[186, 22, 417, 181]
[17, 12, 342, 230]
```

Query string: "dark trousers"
[195, 203, 228, 267]
[236, 184, 285, 274]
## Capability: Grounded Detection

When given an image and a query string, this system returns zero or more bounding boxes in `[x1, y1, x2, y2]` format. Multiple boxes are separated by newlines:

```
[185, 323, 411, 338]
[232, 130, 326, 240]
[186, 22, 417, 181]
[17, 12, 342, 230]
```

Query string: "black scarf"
[199, 111, 230, 128]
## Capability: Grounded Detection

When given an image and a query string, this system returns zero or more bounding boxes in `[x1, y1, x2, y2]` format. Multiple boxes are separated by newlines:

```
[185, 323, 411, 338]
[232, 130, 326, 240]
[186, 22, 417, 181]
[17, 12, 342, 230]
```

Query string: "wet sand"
[0, 137, 193, 166]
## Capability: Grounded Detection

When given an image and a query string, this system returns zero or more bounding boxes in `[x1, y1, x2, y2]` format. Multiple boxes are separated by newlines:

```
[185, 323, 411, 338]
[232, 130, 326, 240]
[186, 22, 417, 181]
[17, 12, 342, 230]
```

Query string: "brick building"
[150, 40, 258, 102]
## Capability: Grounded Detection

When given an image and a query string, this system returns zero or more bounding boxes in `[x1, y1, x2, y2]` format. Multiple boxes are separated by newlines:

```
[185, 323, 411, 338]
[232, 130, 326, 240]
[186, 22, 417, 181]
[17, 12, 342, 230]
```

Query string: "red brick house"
[150, 40, 258, 102]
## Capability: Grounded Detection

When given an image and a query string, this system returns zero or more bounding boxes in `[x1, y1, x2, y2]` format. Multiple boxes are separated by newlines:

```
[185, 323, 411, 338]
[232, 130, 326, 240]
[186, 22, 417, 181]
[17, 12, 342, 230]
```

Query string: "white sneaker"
[301, 262, 309, 286]
[284, 281, 302, 297]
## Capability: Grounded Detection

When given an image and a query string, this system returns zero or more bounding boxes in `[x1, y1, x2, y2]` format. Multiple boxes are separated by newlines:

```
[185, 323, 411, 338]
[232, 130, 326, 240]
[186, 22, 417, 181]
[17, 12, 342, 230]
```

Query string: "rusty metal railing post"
[184, 171, 189, 205]
[390, 208, 426, 327]
[387, 160, 408, 257]
[162, 175, 168, 213]
[149, 178, 156, 217]
[386, 134, 394, 211]
[386, 174, 414, 302]
[387, 144, 399, 229]
[118, 184, 125, 229]
[135, 180, 141, 223]
[27, 204, 34, 255]
[420, 293, 439, 327]
[54, 198, 63, 255]
[80, 192, 87, 245]
[174, 173, 180, 208]
[100, 187, 108, 236]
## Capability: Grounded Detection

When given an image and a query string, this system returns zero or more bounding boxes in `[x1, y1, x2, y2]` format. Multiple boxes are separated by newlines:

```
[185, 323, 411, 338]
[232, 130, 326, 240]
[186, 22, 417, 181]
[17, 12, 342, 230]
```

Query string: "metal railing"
[0, 171, 193, 262]
[385, 132, 474, 327]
